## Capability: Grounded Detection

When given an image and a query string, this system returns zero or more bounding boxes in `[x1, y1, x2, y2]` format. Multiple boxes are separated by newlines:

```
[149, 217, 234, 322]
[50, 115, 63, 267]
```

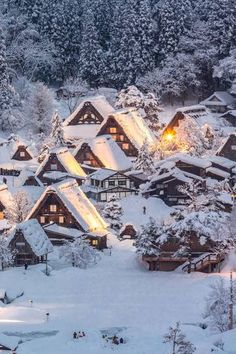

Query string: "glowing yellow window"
[122, 143, 129, 150]
[59, 216, 64, 224]
[91, 239, 98, 246]
[109, 127, 117, 133]
[40, 216, 46, 224]
[0, 211, 4, 220]
[50, 205, 57, 212]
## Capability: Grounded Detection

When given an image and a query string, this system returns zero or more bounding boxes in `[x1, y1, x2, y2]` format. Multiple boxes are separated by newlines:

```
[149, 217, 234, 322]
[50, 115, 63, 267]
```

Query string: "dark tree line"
[0, 0, 235, 100]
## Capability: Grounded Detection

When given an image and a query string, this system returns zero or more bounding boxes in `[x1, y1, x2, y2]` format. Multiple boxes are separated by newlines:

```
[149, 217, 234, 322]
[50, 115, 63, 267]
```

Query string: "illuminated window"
[40, 216, 46, 223]
[231, 145, 236, 150]
[0, 211, 4, 220]
[59, 216, 64, 224]
[50, 204, 57, 212]
[91, 239, 98, 246]
[119, 135, 124, 141]
[109, 127, 117, 133]
[122, 143, 129, 150]
[20, 151, 25, 157]
[50, 164, 57, 170]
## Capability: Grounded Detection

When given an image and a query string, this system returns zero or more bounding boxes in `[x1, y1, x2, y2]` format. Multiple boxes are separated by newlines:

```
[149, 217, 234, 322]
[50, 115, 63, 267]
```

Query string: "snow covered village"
[0, 1, 236, 353]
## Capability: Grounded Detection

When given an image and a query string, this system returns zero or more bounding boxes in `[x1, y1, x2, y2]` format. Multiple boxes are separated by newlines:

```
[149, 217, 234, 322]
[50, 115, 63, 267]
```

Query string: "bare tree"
[5, 191, 31, 224]
[163, 322, 196, 354]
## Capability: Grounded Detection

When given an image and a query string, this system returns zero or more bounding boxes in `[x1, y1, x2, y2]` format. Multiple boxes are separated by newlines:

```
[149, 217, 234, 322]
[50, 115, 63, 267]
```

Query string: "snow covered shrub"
[60, 237, 101, 269]
[163, 322, 196, 354]
[0, 235, 16, 270]
[203, 278, 236, 332]
[133, 139, 156, 176]
[103, 194, 123, 231]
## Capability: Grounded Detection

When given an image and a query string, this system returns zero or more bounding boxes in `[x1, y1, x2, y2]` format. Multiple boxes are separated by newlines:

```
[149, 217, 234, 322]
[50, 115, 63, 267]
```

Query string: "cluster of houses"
[0, 90, 236, 272]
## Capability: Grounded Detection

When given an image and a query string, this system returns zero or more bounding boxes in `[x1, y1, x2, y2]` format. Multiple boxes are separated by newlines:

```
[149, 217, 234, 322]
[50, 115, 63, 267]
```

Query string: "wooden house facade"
[200, 91, 236, 113]
[27, 179, 108, 243]
[12, 145, 33, 161]
[73, 136, 132, 172]
[97, 109, 156, 158]
[217, 134, 236, 162]
[35, 148, 86, 185]
[85, 169, 138, 202]
[8, 220, 53, 266]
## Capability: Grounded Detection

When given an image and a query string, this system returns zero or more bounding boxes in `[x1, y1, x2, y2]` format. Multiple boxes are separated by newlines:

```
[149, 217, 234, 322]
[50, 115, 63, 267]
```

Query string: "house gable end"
[68, 102, 104, 125]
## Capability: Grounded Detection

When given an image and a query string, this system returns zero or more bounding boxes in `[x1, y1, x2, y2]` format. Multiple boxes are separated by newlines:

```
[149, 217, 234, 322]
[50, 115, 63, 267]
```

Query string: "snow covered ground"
[0, 236, 235, 354]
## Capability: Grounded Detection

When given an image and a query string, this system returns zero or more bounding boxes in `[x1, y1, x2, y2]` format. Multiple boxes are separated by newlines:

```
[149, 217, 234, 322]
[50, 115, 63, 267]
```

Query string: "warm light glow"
[165, 132, 174, 141]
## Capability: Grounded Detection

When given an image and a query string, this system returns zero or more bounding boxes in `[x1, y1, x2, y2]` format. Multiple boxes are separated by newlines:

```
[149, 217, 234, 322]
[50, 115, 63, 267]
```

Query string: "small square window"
[50, 205, 57, 212]
[50, 164, 57, 170]
[20, 151, 25, 157]
[109, 127, 117, 134]
[122, 143, 129, 150]
[231, 145, 236, 150]
[40, 216, 46, 224]
[91, 239, 98, 246]
[109, 180, 115, 186]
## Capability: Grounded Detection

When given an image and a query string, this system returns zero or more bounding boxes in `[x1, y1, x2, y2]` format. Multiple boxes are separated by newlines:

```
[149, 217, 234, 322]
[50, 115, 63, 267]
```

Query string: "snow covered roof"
[36, 148, 86, 179]
[151, 168, 203, 184]
[220, 110, 236, 119]
[8, 219, 53, 256]
[164, 153, 212, 169]
[200, 91, 235, 107]
[206, 167, 230, 179]
[176, 105, 209, 119]
[64, 95, 114, 126]
[63, 124, 102, 141]
[102, 108, 156, 150]
[16, 168, 43, 187]
[89, 168, 117, 181]
[43, 223, 84, 239]
[0, 333, 19, 350]
[74, 135, 132, 171]
[27, 179, 108, 232]
[0, 184, 13, 209]
[208, 156, 236, 170]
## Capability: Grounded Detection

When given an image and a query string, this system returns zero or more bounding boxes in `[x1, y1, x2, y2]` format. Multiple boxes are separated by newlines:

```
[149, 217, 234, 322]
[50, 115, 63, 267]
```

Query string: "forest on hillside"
[0, 0, 235, 133]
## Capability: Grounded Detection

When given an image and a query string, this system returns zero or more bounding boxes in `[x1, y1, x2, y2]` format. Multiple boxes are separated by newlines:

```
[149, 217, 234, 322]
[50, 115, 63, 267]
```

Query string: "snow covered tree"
[163, 322, 196, 354]
[103, 194, 123, 231]
[133, 140, 156, 176]
[79, 2, 105, 87]
[135, 218, 168, 257]
[0, 26, 18, 132]
[24, 82, 54, 134]
[201, 124, 216, 151]
[116, 85, 162, 132]
[60, 236, 101, 269]
[0, 235, 16, 270]
[5, 191, 31, 224]
[203, 278, 236, 332]
[50, 112, 66, 148]
[213, 49, 236, 91]
[61, 77, 89, 113]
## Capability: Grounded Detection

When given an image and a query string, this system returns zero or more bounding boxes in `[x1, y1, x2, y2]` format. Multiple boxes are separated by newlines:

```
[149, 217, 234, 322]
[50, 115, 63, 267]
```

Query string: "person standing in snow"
[143, 206, 146, 215]
[24, 263, 28, 270]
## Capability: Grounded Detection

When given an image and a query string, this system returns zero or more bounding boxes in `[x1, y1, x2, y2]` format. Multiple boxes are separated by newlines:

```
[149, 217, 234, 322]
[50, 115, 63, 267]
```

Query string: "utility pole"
[228, 271, 234, 330]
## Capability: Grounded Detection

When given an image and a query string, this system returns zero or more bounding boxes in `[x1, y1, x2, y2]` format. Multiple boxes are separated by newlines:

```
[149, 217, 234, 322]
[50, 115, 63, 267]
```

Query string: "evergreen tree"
[135, 218, 166, 257]
[133, 139, 156, 176]
[0, 26, 17, 131]
[79, 2, 105, 87]
[50, 112, 66, 148]
[103, 194, 123, 231]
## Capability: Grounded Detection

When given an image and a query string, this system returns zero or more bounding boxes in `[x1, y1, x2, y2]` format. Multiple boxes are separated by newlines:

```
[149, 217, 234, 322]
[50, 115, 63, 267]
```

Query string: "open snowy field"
[0, 236, 235, 354]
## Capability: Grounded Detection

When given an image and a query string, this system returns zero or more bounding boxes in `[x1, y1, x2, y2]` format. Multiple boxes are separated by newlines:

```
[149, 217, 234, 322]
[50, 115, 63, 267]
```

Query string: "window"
[59, 216, 64, 224]
[109, 180, 115, 186]
[40, 216, 46, 224]
[118, 180, 126, 186]
[16, 242, 26, 251]
[91, 239, 98, 246]
[0, 211, 4, 220]
[20, 151, 25, 157]
[50, 204, 57, 212]
[50, 164, 57, 170]
[119, 135, 124, 141]
[100, 193, 107, 201]
[109, 127, 117, 133]
[231, 145, 236, 150]
[122, 143, 129, 150]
